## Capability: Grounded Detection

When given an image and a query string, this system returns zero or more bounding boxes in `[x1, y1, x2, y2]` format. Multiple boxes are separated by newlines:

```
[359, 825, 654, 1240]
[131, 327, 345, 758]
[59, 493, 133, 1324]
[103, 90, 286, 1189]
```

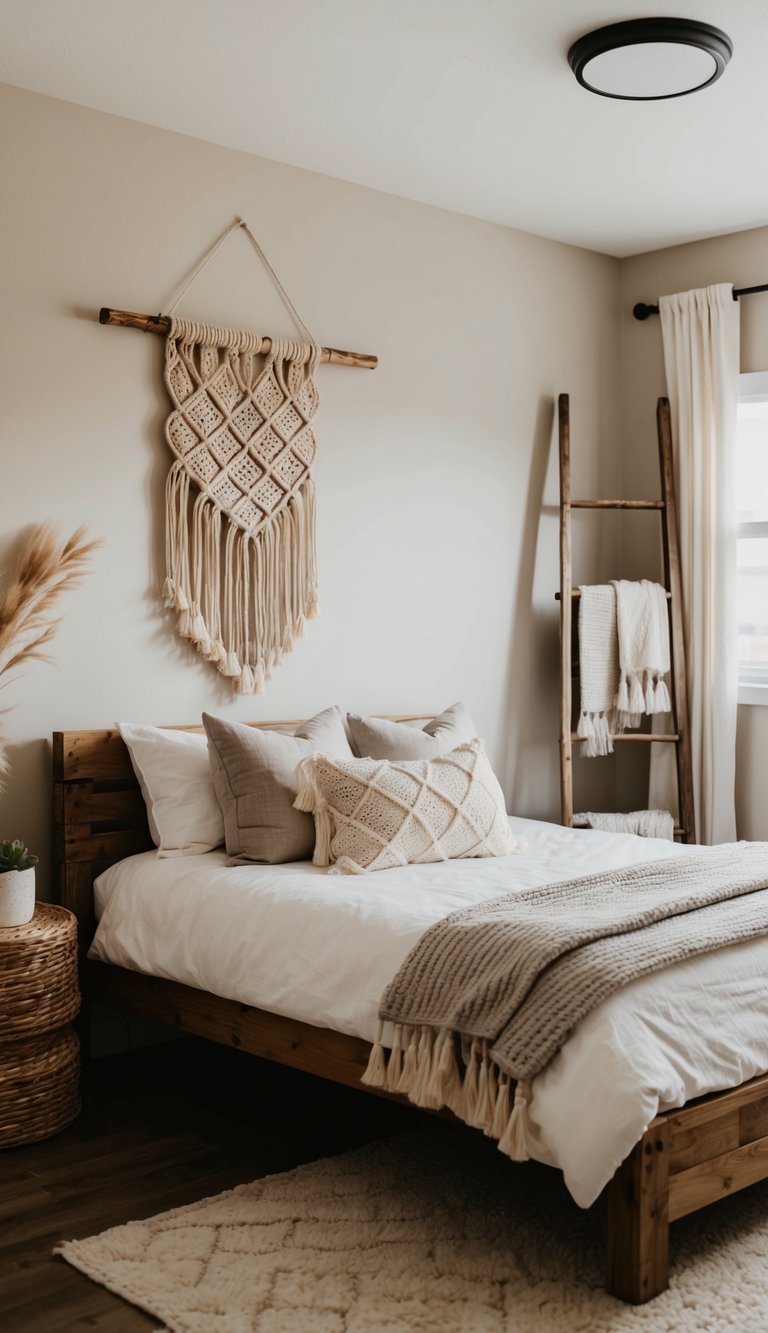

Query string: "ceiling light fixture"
[568, 17, 732, 101]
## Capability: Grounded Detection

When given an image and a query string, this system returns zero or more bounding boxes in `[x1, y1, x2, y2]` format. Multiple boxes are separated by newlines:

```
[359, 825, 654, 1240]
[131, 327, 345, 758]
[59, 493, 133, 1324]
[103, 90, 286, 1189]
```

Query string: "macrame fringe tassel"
[164, 461, 318, 693]
[360, 1023, 532, 1159]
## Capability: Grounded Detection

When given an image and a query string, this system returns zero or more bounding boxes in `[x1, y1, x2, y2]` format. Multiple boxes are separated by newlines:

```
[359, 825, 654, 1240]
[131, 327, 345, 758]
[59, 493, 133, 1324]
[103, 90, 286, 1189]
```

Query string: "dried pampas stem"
[0, 523, 99, 791]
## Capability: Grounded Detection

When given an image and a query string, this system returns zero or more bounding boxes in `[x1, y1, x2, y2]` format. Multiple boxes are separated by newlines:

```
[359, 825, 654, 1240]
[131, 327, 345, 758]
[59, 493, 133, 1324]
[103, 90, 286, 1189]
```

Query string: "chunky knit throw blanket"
[362, 843, 768, 1162]
[577, 579, 672, 757]
[162, 317, 320, 694]
[576, 584, 619, 756]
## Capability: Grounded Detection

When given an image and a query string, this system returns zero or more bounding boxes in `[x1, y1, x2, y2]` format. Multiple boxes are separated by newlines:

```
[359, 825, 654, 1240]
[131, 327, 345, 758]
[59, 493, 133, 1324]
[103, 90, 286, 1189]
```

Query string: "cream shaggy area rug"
[57, 1123, 768, 1332]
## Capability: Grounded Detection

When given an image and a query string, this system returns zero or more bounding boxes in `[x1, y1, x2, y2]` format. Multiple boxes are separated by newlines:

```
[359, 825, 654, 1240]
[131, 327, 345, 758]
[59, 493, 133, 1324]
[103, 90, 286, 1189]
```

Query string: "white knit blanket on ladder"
[577, 579, 671, 757]
[573, 810, 675, 840]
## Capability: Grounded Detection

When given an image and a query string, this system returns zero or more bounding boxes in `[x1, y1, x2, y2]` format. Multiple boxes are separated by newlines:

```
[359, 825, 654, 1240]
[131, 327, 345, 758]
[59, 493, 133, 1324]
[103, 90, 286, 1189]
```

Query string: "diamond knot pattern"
[162, 325, 321, 694]
[296, 741, 514, 874]
[61, 1129, 647, 1332]
[164, 339, 319, 536]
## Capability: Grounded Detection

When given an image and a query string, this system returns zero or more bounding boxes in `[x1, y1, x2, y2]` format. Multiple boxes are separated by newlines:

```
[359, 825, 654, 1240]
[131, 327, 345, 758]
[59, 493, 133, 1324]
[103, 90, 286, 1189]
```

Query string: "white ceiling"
[1, 0, 766, 257]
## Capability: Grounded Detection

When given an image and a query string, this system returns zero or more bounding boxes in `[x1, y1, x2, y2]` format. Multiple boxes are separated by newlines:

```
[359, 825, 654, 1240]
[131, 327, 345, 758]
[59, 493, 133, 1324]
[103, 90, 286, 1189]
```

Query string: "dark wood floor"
[0, 1035, 412, 1331]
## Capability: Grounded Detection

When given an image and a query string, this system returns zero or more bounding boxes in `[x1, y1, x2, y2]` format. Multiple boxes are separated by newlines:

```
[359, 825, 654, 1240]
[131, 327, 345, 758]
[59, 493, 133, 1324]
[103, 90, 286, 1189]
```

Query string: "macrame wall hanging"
[100, 219, 377, 693]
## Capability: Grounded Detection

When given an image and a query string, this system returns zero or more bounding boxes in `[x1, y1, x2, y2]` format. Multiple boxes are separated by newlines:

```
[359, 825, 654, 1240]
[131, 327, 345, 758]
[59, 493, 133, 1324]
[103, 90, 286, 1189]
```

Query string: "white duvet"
[90, 816, 768, 1208]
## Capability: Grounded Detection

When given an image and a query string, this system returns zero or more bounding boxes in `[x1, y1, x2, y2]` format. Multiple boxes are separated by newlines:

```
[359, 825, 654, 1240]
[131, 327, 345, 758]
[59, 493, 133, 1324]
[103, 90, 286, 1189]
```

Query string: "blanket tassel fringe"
[361, 1023, 532, 1162]
[578, 674, 672, 756]
[576, 709, 614, 758]
[615, 669, 671, 731]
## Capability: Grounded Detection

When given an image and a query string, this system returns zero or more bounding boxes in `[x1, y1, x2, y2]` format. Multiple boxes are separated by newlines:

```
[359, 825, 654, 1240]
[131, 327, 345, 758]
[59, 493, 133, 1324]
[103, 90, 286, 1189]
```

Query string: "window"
[737, 372, 768, 704]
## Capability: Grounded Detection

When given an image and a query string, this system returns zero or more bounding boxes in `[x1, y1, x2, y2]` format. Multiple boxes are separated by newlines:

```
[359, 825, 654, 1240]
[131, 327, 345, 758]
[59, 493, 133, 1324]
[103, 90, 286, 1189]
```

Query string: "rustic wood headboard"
[53, 717, 427, 949]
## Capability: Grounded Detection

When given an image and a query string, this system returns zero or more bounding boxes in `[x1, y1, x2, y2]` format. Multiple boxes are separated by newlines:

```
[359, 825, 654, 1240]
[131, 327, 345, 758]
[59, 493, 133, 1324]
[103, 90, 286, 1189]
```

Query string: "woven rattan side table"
[0, 903, 81, 1147]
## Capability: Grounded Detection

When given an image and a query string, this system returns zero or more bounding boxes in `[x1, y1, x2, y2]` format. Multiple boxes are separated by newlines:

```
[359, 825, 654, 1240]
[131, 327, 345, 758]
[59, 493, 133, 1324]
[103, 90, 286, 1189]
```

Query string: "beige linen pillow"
[294, 739, 521, 875]
[347, 701, 477, 760]
[203, 707, 353, 864]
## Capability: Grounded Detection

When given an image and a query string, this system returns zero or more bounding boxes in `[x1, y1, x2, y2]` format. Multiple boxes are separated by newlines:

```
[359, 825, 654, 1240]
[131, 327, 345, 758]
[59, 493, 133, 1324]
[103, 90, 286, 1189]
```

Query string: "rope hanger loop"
[98, 219, 378, 368]
[164, 217, 317, 347]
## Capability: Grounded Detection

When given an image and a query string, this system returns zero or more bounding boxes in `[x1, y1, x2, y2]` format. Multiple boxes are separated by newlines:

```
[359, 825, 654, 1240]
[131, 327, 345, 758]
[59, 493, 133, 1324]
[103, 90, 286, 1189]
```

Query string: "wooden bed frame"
[53, 722, 768, 1306]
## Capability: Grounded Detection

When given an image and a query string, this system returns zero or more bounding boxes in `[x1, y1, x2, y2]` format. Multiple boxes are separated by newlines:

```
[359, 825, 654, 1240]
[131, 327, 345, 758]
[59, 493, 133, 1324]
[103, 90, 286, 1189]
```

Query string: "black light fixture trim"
[568, 17, 732, 101]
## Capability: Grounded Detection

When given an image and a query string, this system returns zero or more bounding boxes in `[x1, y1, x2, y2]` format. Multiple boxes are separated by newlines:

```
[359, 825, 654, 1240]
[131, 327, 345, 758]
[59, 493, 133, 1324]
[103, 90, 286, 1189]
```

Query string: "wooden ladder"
[558, 393, 696, 843]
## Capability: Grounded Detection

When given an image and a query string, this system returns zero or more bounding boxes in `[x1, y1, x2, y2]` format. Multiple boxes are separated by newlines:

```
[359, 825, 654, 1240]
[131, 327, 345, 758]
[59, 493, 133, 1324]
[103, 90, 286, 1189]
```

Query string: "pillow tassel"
[292, 756, 319, 813]
[293, 758, 335, 867]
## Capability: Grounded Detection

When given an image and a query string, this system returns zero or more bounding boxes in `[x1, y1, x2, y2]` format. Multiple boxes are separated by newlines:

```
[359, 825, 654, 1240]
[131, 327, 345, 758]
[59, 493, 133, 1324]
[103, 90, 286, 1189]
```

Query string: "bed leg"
[606, 1120, 669, 1304]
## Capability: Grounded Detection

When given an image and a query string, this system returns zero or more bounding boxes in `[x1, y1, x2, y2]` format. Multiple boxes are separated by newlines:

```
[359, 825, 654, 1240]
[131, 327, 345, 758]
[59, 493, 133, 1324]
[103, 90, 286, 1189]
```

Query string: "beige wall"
[0, 83, 622, 894]
[620, 225, 768, 837]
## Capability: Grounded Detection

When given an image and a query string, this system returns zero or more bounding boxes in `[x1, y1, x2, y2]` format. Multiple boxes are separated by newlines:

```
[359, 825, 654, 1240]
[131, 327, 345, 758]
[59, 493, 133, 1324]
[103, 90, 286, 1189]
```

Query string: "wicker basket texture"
[0, 903, 80, 1038]
[0, 904, 81, 1147]
[0, 1026, 80, 1148]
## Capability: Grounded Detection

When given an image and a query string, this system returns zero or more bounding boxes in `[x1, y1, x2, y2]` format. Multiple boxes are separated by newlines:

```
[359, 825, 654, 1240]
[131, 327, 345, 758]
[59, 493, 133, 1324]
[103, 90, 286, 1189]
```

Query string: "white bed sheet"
[90, 816, 768, 1208]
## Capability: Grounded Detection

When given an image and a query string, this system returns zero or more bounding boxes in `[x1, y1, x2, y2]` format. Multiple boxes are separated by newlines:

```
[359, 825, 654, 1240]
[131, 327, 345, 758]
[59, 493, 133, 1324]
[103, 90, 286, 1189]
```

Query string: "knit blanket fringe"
[576, 709, 615, 759]
[363, 845, 768, 1167]
[362, 1023, 532, 1162]
[615, 668, 671, 730]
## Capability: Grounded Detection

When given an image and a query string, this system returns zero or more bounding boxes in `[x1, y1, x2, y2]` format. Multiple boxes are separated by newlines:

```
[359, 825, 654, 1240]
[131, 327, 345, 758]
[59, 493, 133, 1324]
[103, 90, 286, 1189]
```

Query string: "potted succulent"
[0, 839, 38, 927]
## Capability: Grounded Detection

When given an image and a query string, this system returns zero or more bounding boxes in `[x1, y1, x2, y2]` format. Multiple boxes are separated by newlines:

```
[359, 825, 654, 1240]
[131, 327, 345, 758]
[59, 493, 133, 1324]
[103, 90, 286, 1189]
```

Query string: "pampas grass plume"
[0, 523, 99, 790]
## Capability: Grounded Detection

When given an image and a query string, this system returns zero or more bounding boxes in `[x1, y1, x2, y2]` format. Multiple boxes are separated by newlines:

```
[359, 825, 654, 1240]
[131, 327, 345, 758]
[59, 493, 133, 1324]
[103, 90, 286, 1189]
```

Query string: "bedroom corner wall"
[0, 82, 621, 896]
[619, 225, 768, 839]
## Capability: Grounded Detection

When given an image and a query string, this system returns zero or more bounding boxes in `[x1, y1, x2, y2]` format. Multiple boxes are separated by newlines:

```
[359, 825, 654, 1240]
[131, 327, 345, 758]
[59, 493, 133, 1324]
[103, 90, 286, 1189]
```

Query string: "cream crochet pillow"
[293, 740, 519, 875]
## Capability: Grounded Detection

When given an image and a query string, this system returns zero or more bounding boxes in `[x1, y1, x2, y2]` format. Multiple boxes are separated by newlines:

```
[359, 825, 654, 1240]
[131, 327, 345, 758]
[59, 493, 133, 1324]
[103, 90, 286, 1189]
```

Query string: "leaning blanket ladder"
[558, 393, 696, 843]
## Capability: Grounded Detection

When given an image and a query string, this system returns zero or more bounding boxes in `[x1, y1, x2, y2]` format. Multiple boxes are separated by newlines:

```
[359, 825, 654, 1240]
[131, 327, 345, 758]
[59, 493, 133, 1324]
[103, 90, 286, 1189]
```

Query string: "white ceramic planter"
[0, 866, 35, 928]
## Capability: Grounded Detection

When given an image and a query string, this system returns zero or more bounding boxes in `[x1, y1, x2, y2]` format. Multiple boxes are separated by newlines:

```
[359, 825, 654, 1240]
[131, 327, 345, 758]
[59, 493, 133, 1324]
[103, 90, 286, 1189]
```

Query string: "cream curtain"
[650, 284, 740, 844]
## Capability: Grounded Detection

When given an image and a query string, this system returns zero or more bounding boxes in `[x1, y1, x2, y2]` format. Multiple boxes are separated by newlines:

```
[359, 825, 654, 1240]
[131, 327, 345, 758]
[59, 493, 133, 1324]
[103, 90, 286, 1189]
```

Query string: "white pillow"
[118, 722, 224, 857]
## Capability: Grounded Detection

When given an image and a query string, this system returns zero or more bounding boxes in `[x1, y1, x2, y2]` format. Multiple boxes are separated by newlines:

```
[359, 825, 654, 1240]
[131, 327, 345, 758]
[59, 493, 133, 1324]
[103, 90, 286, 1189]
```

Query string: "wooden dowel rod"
[570, 499, 664, 510]
[555, 589, 671, 601]
[98, 307, 378, 370]
[571, 732, 679, 743]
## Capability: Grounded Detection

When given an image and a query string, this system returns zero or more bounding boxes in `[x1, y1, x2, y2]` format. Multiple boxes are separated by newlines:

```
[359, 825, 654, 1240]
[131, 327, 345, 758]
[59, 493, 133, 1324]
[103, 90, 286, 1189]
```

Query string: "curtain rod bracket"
[633, 284, 760, 320]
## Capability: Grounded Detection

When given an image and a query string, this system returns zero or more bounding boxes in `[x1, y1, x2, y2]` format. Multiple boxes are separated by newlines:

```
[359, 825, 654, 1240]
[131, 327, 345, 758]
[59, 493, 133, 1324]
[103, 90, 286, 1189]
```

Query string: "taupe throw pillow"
[203, 707, 353, 864]
[347, 701, 477, 761]
[294, 740, 519, 875]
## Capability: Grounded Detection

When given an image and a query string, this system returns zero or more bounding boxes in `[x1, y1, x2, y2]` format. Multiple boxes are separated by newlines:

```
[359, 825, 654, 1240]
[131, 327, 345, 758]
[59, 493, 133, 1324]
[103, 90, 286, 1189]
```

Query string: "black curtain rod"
[633, 283, 768, 320]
